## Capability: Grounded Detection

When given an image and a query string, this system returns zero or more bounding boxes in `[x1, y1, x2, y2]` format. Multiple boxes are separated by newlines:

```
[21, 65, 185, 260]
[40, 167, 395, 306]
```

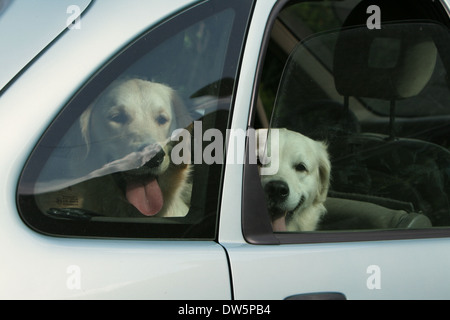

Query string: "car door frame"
[219, 0, 450, 300]
[0, 0, 253, 299]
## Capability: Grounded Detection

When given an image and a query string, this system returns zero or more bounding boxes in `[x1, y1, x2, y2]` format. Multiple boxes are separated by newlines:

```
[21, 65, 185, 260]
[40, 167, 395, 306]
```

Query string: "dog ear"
[316, 141, 331, 203]
[256, 128, 268, 151]
[170, 89, 192, 132]
[79, 104, 93, 158]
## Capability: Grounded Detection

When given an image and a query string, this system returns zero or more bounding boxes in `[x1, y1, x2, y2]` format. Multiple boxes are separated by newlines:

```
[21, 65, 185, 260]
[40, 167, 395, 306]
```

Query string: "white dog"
[257, 128, 331, 231]
[37, 78, 192, 218]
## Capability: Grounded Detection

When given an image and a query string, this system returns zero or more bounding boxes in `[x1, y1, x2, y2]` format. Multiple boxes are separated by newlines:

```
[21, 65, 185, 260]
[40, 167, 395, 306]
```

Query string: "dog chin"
[269, 195, 306, 216]
[269, 196, 306, 231]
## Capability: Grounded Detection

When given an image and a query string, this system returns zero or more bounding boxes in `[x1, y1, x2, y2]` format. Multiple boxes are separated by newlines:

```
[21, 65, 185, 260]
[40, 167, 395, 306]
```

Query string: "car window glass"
[17, 0, 253, 239]
[255, 0, 450, 237]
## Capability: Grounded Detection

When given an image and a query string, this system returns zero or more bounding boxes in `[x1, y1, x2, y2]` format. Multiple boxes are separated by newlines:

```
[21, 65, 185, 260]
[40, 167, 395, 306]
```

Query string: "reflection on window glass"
[258, 0, 450, 234]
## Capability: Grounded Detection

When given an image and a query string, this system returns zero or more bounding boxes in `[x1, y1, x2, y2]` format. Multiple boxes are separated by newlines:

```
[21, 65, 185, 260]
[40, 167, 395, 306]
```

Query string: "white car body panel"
[0, 0, 91, 90]
[0, 0, 230, 300]
[1, 0, 450, 300]
[226, 239, 450, 300]
[220, 0, 450, 300]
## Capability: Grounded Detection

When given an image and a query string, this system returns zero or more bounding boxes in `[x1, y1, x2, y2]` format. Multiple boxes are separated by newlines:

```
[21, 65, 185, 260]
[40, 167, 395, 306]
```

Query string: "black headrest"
[334, 24, 438, 100]
[333, 0, 439, 100]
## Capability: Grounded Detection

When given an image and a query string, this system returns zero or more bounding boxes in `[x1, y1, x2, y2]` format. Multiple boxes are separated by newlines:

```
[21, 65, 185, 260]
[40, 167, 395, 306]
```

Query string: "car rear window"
[17, 0, 254, 239]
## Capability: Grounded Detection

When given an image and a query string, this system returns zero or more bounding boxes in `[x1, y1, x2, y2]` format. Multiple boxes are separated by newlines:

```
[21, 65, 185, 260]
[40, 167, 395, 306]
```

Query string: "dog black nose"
[264, 180, 289, 201]
[144, 149, 166, 168]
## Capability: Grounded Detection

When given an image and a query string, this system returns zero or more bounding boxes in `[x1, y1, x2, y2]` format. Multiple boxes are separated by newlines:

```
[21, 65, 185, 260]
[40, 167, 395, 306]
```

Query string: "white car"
[1, 0, 450, 300]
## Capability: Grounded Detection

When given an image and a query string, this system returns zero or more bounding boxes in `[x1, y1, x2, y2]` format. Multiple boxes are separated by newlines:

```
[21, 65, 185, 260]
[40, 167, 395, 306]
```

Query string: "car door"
[220, 0, 450, 299]
[1, 0, 254, 299]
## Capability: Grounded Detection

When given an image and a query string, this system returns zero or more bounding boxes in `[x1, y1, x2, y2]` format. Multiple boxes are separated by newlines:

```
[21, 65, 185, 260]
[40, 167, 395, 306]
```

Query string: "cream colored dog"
[36, 78, 192, 218]
[257, 128, 331, 231]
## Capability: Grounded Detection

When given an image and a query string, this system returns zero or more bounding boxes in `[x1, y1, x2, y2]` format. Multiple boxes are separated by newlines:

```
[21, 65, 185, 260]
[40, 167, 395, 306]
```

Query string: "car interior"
[255, 0, 450, 232]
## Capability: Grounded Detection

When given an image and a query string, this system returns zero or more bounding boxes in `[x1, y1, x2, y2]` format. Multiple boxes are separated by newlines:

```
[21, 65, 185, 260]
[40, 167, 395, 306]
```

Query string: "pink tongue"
[126, 179, 164, 216]
[272, 214, 287, 232]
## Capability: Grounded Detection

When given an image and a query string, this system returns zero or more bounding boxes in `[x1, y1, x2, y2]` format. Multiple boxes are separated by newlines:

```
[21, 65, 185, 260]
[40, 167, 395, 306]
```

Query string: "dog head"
[257, 128, 330, 230]
[80, 78, 190, 165]
[78, 78, 191, 216]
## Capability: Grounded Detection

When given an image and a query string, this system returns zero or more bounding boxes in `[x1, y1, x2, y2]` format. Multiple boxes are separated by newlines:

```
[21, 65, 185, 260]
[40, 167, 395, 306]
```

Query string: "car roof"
[0, 0, 92, 90]
[0, 0, 200, 92]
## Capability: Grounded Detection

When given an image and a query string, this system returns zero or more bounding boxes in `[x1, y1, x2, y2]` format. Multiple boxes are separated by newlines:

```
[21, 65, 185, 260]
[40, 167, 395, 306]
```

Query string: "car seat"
[332, 0, 450, 226]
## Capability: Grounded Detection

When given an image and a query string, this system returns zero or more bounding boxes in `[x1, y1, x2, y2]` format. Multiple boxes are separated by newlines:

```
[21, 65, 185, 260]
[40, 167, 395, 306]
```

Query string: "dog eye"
[108, 111, 129, 124]
[295, 163, 308, 172]
[156, 115, 169, 126]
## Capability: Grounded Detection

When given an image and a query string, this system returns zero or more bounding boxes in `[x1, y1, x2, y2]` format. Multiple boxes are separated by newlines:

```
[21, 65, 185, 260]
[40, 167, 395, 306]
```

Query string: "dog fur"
[36, 78, 192, 218]
[257, 128, 331, 231]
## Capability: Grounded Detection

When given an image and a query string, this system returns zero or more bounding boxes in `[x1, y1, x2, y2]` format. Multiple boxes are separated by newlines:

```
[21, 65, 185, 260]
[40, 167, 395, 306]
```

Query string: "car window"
[17, 0, 254, 239]
[248, 0, 450, 243]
